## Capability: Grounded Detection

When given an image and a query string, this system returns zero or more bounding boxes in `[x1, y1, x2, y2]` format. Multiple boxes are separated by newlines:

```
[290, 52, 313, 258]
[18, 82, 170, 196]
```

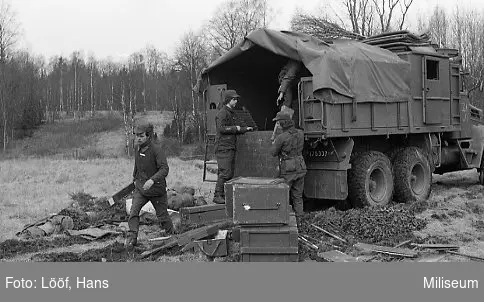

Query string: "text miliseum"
[424, 277, 479, 289]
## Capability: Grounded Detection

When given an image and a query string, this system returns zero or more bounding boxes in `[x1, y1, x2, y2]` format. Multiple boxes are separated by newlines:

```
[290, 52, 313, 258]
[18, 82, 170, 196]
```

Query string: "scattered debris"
[354, 243, 419, 258]
[311, 224, 347, 243]
[318, 250, 358, 262]
[148, 236, 172, 242]
[298, 236, 318, 250]
[65, 228, 122, 241]
[194, 230, 229, 257]
[446, 251, 484, 262]
[139, 221, 226, 259]
[411, 243, 459, 251]
[16, 215, 74, 239]
[393, 239, 413, 248]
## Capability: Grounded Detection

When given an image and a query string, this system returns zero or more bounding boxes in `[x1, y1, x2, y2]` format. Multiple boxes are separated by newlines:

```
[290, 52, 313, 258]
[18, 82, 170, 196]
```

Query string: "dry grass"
[0, 110, 215, 243]
[0, 157, 215, 242]
[412, 170, 484, 258]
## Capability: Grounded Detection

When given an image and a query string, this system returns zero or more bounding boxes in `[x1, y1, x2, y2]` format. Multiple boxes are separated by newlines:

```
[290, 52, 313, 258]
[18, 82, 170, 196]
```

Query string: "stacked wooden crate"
[224, 177, 299, 262]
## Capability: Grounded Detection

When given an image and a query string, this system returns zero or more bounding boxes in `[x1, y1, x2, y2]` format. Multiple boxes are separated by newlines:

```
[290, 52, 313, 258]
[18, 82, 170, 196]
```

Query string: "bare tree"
[0, 0, 19, 62]
[0, 0, 20, 151]
[175, 31, 209, 142]
[372, 0, 413, 33]
[205, 0, 273, 55]
[343, 0, 375, 36]
[428, 6, 448, 47]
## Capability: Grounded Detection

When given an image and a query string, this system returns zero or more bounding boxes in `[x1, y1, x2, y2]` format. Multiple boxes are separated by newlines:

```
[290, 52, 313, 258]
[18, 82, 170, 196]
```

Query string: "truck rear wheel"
[348, 151, 394, 207]
[393, 147, 431, 203]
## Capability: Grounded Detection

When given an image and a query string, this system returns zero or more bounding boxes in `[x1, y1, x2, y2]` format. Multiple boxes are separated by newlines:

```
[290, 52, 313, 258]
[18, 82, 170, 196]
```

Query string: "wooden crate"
[194, 230, 228, 257]
[180, 204, 227, 226]
[225, 177, 289, 225]
[239, 214, 298, 262]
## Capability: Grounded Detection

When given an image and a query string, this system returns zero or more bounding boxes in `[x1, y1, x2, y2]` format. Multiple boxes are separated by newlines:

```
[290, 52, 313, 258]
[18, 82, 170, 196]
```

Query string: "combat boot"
[125, 231, 138, 250]
[295, 215, 302, 230]
[161, 220, 176, 235]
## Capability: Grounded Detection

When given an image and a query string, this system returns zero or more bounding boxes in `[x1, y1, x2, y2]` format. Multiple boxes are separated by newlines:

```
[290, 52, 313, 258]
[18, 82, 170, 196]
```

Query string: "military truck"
[197, 28, 484, 208]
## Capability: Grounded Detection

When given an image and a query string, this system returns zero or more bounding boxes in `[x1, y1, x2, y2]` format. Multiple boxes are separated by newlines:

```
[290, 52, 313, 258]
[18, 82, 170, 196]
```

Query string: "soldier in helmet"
[213, 89, 254, 204]
[126, 122, 174, 250]
[270, 111, 307, 225]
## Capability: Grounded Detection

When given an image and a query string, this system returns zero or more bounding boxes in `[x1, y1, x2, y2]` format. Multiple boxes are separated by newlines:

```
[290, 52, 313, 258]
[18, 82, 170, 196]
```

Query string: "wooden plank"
[447, 251, 484, 261]
[393, 239, 413, 249]
[354, 243, 419, 258]
[139, 239, 178, 259]
[412, 243, 459, 251]
[176, 222, 226, 246]
[318, 250, 358, 262]
[139, 222, 226, 259]
[110, 183, 135, 205]
[298, 237, 318, 250]
[311, 224, 347, 243]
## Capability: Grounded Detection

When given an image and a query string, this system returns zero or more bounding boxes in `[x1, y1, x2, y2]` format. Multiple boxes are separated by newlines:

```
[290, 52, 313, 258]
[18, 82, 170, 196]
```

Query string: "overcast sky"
[9, 0, 484, 61]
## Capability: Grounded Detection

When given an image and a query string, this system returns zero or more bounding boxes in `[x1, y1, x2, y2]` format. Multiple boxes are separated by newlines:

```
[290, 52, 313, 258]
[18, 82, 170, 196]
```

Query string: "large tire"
[479, 154, 484, 185]
[393, 147, 431, 203]
[348, 151, 394, 207]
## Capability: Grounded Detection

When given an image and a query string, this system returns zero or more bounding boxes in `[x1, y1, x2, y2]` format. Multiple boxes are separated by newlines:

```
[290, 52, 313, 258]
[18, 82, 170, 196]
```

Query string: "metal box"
[226, 177, 289, 225]
[239, 214, 298, 262]
[194, 230, 228, 257]
[180, 204, 227, 226]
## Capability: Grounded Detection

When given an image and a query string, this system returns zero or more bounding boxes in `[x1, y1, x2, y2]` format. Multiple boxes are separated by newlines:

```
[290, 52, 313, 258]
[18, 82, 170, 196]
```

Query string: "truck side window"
[426, 60, 439, 80]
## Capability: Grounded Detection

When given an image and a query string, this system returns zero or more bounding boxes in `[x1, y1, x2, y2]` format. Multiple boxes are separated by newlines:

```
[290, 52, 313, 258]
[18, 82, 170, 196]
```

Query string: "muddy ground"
[1, 170, 483, 262]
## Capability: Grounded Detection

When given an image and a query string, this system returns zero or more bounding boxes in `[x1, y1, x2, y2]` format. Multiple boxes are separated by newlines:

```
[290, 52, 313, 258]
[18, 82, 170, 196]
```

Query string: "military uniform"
[127, 123, 174, 248]
[213, 90, 252, 204]
[278, 60, 302, 109]
[270, 112, 307, 219]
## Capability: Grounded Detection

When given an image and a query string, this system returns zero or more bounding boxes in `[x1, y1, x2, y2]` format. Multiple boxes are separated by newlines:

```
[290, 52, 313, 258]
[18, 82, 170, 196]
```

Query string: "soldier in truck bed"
[270, 111, 307, 225]
[271, 59, 303, 141]
[277, 59, 302, 110]
[213, 90, 254, 204]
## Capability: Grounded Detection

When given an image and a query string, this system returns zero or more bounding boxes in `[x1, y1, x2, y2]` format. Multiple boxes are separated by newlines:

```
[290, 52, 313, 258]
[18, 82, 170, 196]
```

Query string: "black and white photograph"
[0, 0, 483, 301]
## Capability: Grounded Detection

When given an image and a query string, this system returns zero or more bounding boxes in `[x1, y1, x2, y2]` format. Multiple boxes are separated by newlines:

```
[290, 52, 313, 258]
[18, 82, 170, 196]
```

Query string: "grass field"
[2, 110, 483, 262]
[0, 111, 214, 242]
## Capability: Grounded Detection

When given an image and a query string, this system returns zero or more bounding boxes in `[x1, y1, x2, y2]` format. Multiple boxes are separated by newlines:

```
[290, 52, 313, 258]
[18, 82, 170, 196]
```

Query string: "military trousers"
[283, 173, 305, 217]
[214, 149, 236, 198]
[128, 189, 174, 234]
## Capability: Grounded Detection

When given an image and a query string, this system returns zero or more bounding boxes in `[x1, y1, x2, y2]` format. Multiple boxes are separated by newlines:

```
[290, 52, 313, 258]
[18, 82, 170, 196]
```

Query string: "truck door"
[423, 56, 451, 125]
[205, 84, 227, 136]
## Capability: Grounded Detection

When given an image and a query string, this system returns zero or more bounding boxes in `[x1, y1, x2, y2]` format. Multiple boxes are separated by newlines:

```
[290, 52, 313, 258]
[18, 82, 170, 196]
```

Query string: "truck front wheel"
[348, 151, 394, 207]
[479, 154, 484, 185]
[393, 147, 431, 203]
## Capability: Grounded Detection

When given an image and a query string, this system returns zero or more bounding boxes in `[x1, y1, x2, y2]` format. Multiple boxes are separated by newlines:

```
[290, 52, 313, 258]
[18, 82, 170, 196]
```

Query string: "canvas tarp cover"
[200, 29, 411, 103]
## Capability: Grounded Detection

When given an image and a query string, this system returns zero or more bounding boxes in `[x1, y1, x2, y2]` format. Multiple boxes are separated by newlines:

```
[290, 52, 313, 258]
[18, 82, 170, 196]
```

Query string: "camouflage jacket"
[271, 126, 307, 177]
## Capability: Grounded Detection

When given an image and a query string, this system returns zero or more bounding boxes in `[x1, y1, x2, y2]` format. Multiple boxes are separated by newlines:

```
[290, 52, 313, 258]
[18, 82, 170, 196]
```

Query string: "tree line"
[1, 0, 483, 153]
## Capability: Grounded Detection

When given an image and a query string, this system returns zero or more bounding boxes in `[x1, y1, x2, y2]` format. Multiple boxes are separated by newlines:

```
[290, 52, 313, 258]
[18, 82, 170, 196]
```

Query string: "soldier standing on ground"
[272, 59, 303, 141]
[270, 112, 307, 226]
[213, 90, 254, 204]
[126, 122, 174, 250]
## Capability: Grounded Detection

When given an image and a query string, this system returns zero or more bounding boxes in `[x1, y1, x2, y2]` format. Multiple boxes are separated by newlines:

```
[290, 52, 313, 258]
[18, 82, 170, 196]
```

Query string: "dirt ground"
[1, 168, 483, 263]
